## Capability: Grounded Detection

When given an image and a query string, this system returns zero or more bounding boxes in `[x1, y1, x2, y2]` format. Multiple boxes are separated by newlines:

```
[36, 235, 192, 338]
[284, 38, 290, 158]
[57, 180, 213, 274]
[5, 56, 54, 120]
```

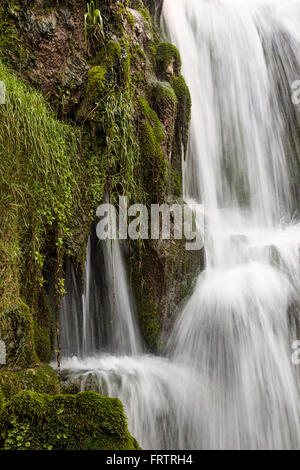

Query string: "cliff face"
[0, 0, 201, 366]
[0, 0, 201, 450]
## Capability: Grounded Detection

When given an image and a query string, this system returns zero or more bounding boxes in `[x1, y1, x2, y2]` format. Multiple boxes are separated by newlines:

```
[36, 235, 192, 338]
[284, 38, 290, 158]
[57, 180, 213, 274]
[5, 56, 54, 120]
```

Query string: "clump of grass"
[96, 87, 146, 207]
[0, 61, 81, 315]
[84, 1, 105, 51]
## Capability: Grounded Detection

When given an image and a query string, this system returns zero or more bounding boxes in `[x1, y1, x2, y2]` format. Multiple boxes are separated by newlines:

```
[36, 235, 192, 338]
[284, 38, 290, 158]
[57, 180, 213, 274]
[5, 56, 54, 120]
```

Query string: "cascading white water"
[82, 238, 142, 356]
[164, 0, 300, 449]
[61, 0, 300, 450]
[61, 354, 210, 450]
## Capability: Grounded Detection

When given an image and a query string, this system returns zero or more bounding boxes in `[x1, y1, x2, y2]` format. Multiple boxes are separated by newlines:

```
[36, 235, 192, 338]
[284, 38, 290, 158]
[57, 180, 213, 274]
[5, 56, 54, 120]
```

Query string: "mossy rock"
[153, 81, 178, 109]
[138, 96, 165, 142]
[33, 289, 54, 364]
[129, 0, 145, 10]
[152, 81, 178, 159]
[130, 224, 203, 351]
[139, 120, 167, 202]
[0, 302, 37, 368]
[0, 390, 140, 450]
[137, 96, 168, 202]
[156, 42, 181, 80]
[0, 62, 82, 369]
[138, 8, 152, 26]
[0, 4, 20, 65]
[171, 74, 191, 158]
[87, 65, 107, 103]
[0, 365, 60, 401]
[34, 324, 52, 364]
[97, 40, 122, 68]
[106, 40, 122, 65]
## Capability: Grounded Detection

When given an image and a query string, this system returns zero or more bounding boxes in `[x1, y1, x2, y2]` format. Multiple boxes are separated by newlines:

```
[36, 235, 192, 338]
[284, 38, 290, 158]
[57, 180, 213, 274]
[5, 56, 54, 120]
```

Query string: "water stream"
[60, 0, 300, 450]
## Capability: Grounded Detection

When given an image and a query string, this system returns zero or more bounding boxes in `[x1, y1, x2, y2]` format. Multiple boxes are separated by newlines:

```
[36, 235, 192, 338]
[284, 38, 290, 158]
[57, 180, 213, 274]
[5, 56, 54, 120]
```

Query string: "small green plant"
[1, 416, 31, 450]
[84, 1, 105, 51]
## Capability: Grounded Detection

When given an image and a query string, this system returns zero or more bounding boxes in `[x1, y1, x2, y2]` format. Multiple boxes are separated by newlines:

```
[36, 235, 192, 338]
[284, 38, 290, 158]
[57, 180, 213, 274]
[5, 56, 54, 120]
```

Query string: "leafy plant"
[84, 1, 105, 50]
[1, 416, 31, 450]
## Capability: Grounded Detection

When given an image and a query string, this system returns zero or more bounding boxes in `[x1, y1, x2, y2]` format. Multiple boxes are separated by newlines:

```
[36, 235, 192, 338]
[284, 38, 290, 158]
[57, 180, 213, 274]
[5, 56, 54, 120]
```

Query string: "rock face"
[131, 237, 203, 351]
[0, 0, 201, 450]
[1, 1, 88, 118]
[0, 0, 200, 358]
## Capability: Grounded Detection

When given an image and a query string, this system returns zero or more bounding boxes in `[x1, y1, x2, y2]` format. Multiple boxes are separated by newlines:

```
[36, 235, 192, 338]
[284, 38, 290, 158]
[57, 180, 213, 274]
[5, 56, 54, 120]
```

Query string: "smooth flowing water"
[60, 0, 300, 449]
[60, 234, 141, 358]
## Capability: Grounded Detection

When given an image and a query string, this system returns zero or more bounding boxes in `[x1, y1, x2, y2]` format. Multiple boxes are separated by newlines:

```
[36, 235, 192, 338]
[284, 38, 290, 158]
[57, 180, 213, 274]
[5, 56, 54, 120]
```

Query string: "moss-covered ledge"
[0, 365, 60, 401]
[0, 390, 140, 450]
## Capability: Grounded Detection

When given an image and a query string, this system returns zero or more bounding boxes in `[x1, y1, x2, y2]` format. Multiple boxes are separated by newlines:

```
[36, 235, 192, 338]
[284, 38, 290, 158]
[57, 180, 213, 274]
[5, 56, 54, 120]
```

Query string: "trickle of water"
[60, 235, 141, 358]
[61, 0, 300, 450]
[100, 239, 142, 356]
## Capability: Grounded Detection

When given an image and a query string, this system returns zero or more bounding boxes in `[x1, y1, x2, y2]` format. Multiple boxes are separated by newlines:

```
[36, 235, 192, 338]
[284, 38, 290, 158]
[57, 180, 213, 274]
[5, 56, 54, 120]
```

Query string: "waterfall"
[164, 0, 300, 449]
[60, 228, 141, 357]
[60, 0, 300, 450]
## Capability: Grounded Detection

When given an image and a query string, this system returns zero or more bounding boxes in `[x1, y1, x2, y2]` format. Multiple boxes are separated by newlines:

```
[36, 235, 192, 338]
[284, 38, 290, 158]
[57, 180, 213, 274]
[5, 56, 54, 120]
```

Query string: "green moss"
[0, 302, 37, 368]
[129, 0, 144, 8]
[171, 74, 192, 158]
[138, 8, 151, 25]
[120, 39, 131, 87]
[0, 1, 20, 64]
[0, 391, 140, 450]
[133, 44, 147, 62]
[0, 0, 191, 367]
[106, 40, 122, 65]
[81, 27, 145, 208]
[138, 96, 165, 142]
[97, 40, 122, 68]
[32, 7, 56, 15]
[131, 228, 201, 352]
[135, 288, 160, 351]
[87, 65, 107, 102]
[0, 366, 60, 401]
[84, 1, 105, 51]
[0, 19, 18, 63]
[126, 10, 135, 27]
[117, 1, 127, 17]
[0, 62, 82, 366]
[167, 224, 200, 301]
[152, 82, 178, 159]
[139, 121, 167, 200]
[139, 120, 163, 159]
[171, 168, 182, 198]
[130, 242, 161, 351]
[83, 41, 135, 218]
[153, 81, 178, 109]
[34, 325, 52, 364]
[137, 97, 167, 202]
[112, 1, 129, 35]
[156, 42, 181, 79]
[0, 385, 4, 412]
